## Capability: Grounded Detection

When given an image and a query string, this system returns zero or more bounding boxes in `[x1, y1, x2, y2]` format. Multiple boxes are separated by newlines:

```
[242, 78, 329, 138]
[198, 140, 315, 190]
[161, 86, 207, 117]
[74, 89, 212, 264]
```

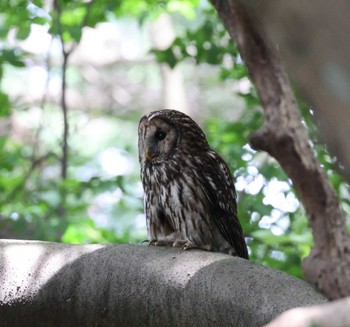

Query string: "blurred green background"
[1, 0, 349, 279]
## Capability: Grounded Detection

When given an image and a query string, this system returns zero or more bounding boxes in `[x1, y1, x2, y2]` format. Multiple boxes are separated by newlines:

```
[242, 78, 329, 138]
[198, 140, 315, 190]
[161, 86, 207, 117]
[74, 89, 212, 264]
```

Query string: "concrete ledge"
[0, 240, 326, 326]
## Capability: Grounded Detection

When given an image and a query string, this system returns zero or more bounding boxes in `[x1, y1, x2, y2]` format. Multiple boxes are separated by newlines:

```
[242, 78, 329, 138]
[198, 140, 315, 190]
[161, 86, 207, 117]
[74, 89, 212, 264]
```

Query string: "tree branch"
[60, 49, 69, 180]
[210, 0, 350, 300]
[52, 0, 94, 217]
[240, 1, 350, 184]
[0, 240, 325, 327]
[4, 152, 58, 204]
[53, 0, 94, 181]
[53, 0, 71, 181]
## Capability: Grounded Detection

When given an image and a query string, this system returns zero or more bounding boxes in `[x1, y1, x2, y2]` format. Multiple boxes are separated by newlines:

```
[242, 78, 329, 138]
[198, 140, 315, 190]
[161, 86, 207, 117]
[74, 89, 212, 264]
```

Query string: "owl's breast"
[142, 161, 209, 225]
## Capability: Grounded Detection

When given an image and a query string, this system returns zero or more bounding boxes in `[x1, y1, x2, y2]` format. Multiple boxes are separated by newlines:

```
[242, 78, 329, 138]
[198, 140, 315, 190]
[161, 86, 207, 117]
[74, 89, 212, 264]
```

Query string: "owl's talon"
[154, 240, 172, 246]
[164, 241, 173, 248]
[180, 245, 187, 253]
[172, 240, 196, 252]
[141, 239, 158, 246]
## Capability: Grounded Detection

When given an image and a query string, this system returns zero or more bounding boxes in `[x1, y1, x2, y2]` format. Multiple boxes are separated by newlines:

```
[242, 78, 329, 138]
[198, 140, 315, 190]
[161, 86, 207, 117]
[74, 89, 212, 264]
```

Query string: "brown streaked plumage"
[138, 109, 248, 259]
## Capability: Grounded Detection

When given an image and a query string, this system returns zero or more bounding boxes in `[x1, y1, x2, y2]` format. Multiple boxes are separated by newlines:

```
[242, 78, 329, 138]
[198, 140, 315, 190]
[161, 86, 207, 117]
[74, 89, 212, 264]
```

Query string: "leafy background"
[1, 0, 349, 279]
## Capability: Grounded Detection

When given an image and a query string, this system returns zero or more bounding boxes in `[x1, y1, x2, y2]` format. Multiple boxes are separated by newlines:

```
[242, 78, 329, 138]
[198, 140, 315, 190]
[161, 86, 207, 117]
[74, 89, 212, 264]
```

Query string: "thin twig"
[4, 152, 58, 204]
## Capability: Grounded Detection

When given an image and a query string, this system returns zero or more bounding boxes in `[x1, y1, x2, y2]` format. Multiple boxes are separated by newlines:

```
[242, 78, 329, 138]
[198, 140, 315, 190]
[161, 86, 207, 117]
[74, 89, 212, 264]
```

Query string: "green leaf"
[16, 25, 31, 40]
[1, 48, 25, 67]
[0, 92, 11, 117]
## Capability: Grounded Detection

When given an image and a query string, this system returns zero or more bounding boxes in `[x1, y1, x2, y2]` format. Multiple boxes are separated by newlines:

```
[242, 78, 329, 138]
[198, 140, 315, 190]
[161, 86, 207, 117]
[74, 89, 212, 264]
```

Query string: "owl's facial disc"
[145, 129, 167, 161]
[142, 118, 178, 164]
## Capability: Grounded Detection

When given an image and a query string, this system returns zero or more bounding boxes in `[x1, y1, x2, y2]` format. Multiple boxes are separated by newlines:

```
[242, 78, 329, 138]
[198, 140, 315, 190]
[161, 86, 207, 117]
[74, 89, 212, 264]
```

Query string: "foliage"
[0, 0, 349, 281]
[0, 0, 148, 244]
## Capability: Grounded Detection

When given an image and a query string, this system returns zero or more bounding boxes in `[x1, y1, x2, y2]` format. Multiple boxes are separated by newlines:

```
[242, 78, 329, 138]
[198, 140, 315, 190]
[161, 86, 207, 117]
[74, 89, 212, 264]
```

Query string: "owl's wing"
[200, 152, 249, 259]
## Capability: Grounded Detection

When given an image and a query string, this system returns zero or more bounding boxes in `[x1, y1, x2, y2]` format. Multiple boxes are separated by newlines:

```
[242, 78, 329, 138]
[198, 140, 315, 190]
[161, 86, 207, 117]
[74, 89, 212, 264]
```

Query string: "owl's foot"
[153, 240, 163, 246]
[154, 240, 174, 246]
[173, 240, 213, 252]
[142, 239, 174, 247]
[172, 240, 196, 251]
[141, 239, 158, 246]
[164, 241, 176, 248]
[151, 232, 180, 247]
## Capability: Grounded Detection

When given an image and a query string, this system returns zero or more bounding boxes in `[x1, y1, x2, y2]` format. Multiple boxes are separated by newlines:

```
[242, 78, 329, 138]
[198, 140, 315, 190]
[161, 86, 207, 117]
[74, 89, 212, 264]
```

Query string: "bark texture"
[241, 1, 350, 183]
[210, 0, 350, 300]
[0, 240, 325, 327]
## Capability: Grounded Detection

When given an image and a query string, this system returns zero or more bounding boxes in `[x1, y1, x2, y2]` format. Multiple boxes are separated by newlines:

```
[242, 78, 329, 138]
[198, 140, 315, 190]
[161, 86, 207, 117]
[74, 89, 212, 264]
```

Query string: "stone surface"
[0, 240, 326, 326]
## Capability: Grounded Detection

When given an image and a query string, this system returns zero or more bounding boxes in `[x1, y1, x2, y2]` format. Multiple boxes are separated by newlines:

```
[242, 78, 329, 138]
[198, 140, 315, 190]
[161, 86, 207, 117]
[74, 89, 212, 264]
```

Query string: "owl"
[138, 109, 248, 259]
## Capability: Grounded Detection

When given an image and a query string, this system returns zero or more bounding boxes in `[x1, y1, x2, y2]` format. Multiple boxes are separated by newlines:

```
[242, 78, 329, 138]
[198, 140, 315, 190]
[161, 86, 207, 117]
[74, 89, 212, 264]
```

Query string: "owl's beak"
[146, 147, 152, 161]
[145, 145, 158, 161]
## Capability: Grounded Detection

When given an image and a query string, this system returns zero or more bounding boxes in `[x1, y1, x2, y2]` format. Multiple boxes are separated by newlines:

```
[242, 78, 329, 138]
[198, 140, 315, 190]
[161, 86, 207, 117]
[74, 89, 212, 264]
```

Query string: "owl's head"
[138, 109, 209, 165]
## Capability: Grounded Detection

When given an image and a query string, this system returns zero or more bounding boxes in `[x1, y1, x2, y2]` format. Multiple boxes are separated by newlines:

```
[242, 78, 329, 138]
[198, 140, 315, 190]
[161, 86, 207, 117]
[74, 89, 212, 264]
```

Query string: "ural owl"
[138, 109, 248, 259]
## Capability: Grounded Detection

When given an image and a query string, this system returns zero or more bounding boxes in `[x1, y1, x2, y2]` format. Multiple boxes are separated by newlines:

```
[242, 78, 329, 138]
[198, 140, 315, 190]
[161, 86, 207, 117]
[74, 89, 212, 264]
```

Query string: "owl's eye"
[155, 131, 166, 141]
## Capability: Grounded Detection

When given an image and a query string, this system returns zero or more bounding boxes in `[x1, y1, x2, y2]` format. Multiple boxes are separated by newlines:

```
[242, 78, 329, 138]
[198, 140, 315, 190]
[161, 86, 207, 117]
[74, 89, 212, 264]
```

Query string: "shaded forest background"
[1, 0, 349, 279]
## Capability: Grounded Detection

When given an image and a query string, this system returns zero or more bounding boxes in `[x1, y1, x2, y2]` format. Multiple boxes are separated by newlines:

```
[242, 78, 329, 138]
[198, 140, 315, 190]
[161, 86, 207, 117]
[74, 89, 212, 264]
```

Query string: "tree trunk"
[0, 240, 325, 327]
[240, 1, 350, 184]
[210, 0, 350, 300]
